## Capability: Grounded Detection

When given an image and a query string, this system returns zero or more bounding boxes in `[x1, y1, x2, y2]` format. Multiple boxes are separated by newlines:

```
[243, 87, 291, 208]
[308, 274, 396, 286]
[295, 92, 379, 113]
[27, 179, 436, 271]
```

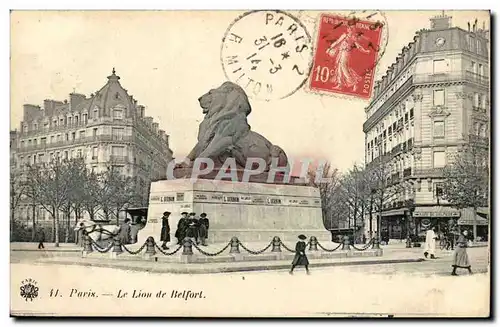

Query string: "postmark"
[220, 10, 313, 101]
[308, 11, 387, 100]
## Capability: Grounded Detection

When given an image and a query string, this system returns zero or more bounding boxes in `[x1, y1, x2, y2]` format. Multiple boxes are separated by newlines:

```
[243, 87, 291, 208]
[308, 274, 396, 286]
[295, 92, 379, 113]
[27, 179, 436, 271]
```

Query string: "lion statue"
[180, 81, 288, 170]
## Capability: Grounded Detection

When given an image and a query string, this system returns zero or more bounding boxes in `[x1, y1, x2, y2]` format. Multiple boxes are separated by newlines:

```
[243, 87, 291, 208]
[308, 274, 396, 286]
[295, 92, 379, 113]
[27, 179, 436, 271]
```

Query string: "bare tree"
[442, 144, 489, 241]
[25, 159, 72, 247]
[10, 171, 27, 241]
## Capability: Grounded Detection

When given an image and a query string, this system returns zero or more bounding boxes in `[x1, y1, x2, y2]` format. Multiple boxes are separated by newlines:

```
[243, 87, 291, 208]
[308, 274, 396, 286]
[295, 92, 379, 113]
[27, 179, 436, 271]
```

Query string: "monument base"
[137, 179, 331, 246]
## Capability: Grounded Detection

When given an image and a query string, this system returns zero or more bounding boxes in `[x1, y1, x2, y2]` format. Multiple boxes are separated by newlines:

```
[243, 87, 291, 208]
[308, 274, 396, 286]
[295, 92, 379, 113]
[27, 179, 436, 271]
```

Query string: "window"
[82, 114, 88, 124]
[43, 122, 49, 130]
[53, 119, 57, 127]
[68, 117, 72, 125]
[113, 109, 124, 120]
[71, 150, 75, 158]
[92, 147, 98, 159]
[433, 59, 447, 74]
[111, 146, 124, 156]
[33, 123, 38, 130]
[60, 118, 64, 126]
[77, 149, 82, 157]
[79, 130, 86, 139]
[71, 132, 76, 140]
[38, 154, 44, 162]
[471, 61, 476, 73]
[478, 93, 483, 108]
[433, 151, 446, 168]
[433, 89, 445, 106]
[433, 121, 445, 138]
[410, 108, 414, 119]
[477, 39, 481, 54]
[74, 116, 79, 125]
[112, 127, 125, 140]
[41, 137, 46, 145]
[480, 124, 487, 137]
[93, 128, 98, 138]
[56, 134, 61, 142]
[65, 133, 69, 141]
[64, 151, 68, 160]
[50, 136, 55, 143]
[478, 64, 483, 77]
[474, 93, 480, 107]
[435, 182, 444, 198]
[28, 139, 32, 147]
[33, 139, 37, 146]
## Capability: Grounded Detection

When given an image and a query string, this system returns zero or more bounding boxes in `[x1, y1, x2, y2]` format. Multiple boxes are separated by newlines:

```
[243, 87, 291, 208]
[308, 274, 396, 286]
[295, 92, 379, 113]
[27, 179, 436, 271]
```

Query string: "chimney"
[70, 93, 86, 110]
[43, 99, 64, 117]
[145, 116, 154, 127]
[152, 122, 159, 132]
[158, 129, 165, 138]
[137, 105, 145, 118]
[23, 104, 41, 121]
[430, 13, 451, 30]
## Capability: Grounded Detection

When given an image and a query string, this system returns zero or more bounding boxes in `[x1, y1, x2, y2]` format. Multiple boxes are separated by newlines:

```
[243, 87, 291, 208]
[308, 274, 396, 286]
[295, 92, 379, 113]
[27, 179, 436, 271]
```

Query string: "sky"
[10, 10, 489, 172]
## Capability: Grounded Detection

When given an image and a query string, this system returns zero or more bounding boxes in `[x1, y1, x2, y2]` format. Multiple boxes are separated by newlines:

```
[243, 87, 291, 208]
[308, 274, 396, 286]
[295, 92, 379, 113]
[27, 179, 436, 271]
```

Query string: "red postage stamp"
[309, 14, 383, 99]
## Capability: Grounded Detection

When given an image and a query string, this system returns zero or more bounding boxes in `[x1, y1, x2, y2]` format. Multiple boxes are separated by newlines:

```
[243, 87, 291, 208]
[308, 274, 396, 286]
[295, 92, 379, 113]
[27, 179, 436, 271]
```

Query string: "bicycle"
[439, 235, 452, 251]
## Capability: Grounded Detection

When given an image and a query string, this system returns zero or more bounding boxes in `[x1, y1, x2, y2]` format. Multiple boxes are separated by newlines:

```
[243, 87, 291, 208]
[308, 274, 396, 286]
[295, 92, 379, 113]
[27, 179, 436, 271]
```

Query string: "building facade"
[363, 14, 489, 240]
[12, 69, 174, 226]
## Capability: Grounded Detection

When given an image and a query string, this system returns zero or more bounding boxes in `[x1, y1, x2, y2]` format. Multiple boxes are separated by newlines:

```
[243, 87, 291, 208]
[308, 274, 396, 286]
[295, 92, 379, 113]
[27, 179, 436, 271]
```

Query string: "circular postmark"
[20, 278, 39, 302]
[220, 10, 313, 101]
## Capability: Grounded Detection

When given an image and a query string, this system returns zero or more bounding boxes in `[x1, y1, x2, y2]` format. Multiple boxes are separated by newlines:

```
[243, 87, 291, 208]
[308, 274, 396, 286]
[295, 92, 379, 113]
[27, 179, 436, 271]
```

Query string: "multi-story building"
[12, 69, 174, 225]
[363, 14, 489, 240]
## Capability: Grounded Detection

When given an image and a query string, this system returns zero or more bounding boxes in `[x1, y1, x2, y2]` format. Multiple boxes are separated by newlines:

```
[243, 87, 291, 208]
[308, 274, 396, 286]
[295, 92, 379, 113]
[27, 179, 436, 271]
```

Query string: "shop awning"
[381, 209, 406, 217]
[413, 206, 461, 218]
[458, 208, 489, 226]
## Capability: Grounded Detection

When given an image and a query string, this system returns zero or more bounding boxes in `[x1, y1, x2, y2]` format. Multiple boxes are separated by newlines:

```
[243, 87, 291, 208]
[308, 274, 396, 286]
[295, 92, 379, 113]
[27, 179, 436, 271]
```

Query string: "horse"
[74, 219, 120, 247]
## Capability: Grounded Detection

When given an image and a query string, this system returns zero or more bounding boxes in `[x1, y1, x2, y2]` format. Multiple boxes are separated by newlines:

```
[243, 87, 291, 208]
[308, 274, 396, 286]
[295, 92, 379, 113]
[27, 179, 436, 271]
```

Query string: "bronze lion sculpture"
[180, 81, 288, 170]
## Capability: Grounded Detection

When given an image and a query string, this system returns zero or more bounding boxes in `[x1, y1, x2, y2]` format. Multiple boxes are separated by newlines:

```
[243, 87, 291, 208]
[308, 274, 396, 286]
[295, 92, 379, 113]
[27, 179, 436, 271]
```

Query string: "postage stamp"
[309, 13, 384, 100]
[221, 10, 313, 101]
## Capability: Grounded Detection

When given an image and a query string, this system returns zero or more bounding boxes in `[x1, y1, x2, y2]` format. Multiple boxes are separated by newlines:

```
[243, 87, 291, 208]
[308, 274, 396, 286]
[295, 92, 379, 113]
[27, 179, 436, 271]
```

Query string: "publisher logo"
[20, 278, 39, 302]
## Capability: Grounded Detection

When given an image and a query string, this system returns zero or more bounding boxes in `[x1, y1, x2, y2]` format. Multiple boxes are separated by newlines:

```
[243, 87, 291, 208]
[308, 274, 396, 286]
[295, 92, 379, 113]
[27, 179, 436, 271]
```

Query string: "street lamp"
[405, 198, 416, 248]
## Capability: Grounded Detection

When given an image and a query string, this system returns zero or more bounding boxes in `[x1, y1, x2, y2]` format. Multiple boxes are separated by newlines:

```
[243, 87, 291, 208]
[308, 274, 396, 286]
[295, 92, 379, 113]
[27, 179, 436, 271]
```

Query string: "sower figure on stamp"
[160, 211, 171, 250]
[424, 226, 438, 259]
[451, 230, 473, 276]
[198, 213, 210, 246]
[186, 212, 199, 244]
[175, 212, 189, 245]
[289, 234, 310, 275]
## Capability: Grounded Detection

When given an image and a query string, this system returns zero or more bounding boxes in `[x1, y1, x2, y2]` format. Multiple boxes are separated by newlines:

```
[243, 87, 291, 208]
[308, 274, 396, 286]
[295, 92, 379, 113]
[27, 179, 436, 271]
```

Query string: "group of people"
[159, 211, 210, 250]
[423, 226, 473, 276]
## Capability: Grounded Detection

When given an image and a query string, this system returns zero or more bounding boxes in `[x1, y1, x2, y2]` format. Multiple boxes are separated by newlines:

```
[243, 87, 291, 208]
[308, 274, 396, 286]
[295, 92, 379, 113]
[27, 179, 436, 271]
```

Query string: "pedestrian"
[451, 230, 473, 276]
[186, 212, 199, 244]
[118, 218, 132, 245]
[424, 226, 437, 259]
[37, 227, 45, 250]
[289, 234, 310, 275]
[198, 213, 209, 246]
[175, 212, 189, 245]
[160, 211, 171, 250]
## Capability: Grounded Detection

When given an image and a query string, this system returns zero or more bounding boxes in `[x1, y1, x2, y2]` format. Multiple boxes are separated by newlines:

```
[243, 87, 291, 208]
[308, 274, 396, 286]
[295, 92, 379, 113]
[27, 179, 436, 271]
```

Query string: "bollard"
[82, 233, 93, 257]
[112, 237, 123, 254]
[182, 237, 194, 255]
[271, 236, 282, 252]
[145, 236, 156, 257]
[309, 236, 318, 251]
[342, 235, 350, 251]
[372, 236, 381, 250]
[229, 236, 240, 254]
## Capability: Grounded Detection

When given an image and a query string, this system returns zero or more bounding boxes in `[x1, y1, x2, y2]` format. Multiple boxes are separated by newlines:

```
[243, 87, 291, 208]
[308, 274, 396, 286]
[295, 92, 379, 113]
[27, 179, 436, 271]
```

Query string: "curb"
[39, 257, 425, 274]
[11, 248, 81, 253]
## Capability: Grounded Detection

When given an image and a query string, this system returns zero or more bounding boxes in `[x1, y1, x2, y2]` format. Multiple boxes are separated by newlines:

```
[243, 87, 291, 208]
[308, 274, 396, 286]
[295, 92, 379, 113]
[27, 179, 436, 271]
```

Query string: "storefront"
[457, 207, 489, 241]
[380, 209, 407, 240]
[413, 206, 461, 237]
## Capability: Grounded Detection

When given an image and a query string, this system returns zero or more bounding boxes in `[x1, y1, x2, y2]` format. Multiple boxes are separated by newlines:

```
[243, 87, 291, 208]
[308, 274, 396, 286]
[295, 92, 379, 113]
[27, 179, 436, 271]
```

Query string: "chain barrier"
[154, 243, 183, 256]
[238, 241, 273, 255]
[279, 241, 310, 253]
[192, 242, 231, 256]
[351, 239, 375, 251]
[122, 241, 148, 255]
[317, 241, 343, 252]
[90, 238, 114, 253]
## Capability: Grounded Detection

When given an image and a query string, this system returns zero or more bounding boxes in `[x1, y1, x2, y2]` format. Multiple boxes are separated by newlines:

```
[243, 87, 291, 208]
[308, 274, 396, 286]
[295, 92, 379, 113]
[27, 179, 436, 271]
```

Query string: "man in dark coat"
[185, 212, 199, 244]
[118, 218, 132, 245]
[198, 213, 210, 246]
[37, 227, 45, 249]
[290, 234, 310, 275]
[175, 212, 189, 245]
[160, 211, 171, 250]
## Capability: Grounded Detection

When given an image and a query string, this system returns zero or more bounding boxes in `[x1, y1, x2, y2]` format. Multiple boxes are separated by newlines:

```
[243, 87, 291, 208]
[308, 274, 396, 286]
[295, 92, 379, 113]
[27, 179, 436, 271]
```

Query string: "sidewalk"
[38, 253, 425, 274]
[10, 242, 81, 252]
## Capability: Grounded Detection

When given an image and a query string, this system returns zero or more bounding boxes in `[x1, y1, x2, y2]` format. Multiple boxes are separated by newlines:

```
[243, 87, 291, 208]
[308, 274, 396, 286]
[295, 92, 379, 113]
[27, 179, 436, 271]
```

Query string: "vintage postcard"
[10, 10, 491, 317]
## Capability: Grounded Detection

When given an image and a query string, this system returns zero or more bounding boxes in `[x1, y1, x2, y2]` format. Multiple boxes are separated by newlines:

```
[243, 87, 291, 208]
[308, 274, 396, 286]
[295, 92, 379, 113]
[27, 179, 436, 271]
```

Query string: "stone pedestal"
[137, 179, 331, 246]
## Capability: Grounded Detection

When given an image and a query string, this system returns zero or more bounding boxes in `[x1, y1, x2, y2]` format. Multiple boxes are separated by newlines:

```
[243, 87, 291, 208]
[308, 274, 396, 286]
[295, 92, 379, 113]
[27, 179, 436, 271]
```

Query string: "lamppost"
[405, 198, 416, 248]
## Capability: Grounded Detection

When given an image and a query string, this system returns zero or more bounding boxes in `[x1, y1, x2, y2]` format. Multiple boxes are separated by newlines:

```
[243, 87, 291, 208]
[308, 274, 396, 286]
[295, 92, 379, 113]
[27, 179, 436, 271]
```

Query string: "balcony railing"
[109, 155, 128, 163]
[17, 134, 135, 152]
[413, 71, 489, 87]
[413, 167, 445, 177]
